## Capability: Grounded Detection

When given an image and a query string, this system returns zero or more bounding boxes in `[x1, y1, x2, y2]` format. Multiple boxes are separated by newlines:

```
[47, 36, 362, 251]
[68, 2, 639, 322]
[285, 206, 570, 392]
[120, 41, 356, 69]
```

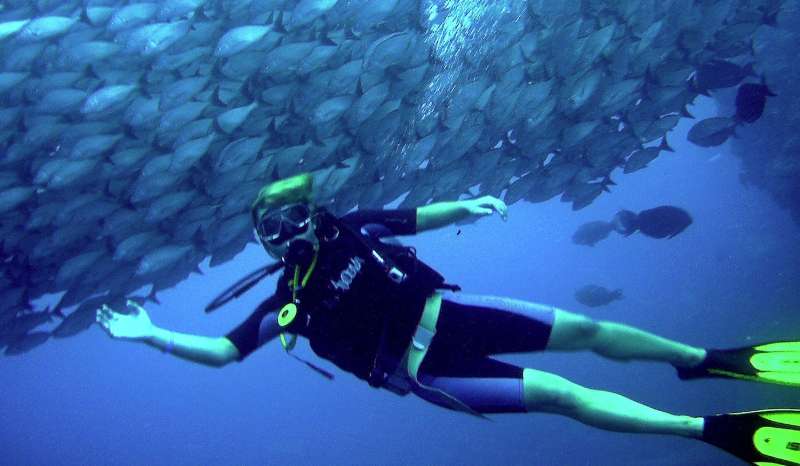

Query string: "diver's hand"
[464, 196, 508, 221]
[96, 300, 155, 341]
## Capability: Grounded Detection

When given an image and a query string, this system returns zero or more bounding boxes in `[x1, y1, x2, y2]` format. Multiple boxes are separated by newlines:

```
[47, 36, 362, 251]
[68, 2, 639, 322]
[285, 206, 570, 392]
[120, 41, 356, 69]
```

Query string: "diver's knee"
[562, 314, 601, 348]
[522, 368, 585, 413]
[550, 311, 602, 350]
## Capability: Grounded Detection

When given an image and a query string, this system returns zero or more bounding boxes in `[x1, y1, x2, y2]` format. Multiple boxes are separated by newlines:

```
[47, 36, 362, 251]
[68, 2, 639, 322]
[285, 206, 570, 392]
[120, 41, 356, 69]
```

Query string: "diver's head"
[251, 173, 319, 265]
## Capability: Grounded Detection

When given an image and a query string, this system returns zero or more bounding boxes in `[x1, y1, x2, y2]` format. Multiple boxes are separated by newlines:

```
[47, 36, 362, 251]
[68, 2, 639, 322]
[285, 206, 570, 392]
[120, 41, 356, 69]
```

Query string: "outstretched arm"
[416, 196, 508, 232]
[96, 301, 239, 368]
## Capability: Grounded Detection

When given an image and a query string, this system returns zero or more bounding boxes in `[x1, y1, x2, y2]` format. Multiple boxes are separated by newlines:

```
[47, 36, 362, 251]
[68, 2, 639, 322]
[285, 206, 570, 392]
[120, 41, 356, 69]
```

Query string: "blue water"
[2, 98, 799, 465]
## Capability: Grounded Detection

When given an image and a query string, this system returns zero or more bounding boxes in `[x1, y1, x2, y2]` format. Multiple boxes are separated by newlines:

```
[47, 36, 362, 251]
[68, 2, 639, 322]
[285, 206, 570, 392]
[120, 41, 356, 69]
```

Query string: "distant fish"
[4, 331, 50, 355]
[687, 117, 737, 147]
[572, 220, 614, 247]
[692, 60, 755, 93]
[734, 83, 775, 124]
[575, 285, 623, 307]
[613, 206, 693, 239]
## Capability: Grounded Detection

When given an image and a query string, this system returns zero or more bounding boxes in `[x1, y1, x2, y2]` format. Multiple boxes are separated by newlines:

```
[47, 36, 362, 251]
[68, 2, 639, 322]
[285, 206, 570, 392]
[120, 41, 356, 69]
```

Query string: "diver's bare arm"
[416, 201, 471, 231]
[146, 328, 239, 368]
[416, 196, 508, 232]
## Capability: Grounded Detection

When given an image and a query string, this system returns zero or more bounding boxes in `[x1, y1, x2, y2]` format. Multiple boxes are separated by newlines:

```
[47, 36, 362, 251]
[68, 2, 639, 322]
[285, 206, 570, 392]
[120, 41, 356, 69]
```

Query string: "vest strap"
[385, 292, 488, 419]
[406, 293, 441, 382]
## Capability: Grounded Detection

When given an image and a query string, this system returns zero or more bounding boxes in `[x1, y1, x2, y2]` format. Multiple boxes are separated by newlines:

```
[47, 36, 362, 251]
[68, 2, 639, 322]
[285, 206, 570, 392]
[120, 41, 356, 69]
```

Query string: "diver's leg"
[523, 368, 703, 436]
[414, 363, 703, 436]
[546, 309, 706, 367]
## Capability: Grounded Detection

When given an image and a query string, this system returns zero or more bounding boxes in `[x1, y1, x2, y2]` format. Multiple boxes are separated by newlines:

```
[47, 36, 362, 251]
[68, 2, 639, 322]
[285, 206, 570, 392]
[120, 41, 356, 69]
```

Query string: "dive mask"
[256, 203, 312, 246]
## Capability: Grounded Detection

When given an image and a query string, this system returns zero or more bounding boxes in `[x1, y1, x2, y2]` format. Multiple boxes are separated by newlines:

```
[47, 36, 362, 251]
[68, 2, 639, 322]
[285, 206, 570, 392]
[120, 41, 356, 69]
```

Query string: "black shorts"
[413, 292, 555, 413]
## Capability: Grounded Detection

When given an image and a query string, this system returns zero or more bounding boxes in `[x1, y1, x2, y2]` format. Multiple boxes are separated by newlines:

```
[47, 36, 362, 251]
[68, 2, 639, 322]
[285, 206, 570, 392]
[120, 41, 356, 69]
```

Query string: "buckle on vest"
[388, 267, 406, 284]
[411, 325, 434, 351]
[370, 250, 406, 284]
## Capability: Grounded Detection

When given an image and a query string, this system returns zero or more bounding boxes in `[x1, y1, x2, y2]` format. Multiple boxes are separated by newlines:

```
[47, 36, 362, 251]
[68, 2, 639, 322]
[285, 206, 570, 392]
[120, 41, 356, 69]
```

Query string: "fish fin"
[309, 131, 325, 146]
[211, 85, 225, 107]
[602, 176, 615, 192]
[643, 65, 656, 85]
[691, 81, 712, 97]
[211, 116, 226, 134]
[240, 76, 256, 103]
[134, 73, 149, 99]
[688, 76, 710, 96]
[52, 307, 66, 320]
[659, 135, 674, 152]
[384, 65, 404, 79]
[102, 236, 115, 255]
[762, 9, 779, 27]
[191, 228, 206, 249]
[79, 7, 91, 24]
[146, 287, 161, 305]
[271, 10, 287, 33]
[122, 124, 139, 141]
[192, 7, 211, 22]
[319, 34, 337, 46]
[16, 114, 27, 132]
[79, 62, 98, 82]
[345, 28, 359, 40]
[613, 209, 639, 236]
[743, 62, 756, 78]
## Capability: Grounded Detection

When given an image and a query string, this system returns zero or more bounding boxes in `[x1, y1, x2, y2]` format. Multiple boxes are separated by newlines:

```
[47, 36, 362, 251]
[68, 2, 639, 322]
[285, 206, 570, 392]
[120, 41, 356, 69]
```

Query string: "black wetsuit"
[226, 209, 555, 414]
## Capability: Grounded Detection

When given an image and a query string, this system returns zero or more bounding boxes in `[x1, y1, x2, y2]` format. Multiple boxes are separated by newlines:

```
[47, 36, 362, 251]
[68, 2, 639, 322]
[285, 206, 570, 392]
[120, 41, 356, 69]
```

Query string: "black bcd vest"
[283, 210, 458, 385]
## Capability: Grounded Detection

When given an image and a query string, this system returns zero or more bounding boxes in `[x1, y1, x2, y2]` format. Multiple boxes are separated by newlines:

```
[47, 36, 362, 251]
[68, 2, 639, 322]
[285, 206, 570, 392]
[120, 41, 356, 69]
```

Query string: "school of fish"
[0, 0, 791, 354]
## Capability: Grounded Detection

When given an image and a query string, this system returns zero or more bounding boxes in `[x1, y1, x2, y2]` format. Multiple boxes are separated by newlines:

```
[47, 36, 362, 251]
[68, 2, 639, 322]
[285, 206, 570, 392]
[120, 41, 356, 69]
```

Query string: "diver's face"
[255, 202, 317, 261]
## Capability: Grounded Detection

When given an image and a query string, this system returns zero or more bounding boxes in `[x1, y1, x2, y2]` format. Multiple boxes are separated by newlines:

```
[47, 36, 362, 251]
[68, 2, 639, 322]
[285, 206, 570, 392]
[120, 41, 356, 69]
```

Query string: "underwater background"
[1, 0, 799, 465]
[4, 97, 799, 466]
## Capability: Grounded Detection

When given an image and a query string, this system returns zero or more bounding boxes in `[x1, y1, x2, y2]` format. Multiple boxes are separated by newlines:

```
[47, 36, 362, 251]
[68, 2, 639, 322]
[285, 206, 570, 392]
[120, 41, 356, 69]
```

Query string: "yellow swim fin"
[677, 342, 800, 387]
[703, 409, 800, 465]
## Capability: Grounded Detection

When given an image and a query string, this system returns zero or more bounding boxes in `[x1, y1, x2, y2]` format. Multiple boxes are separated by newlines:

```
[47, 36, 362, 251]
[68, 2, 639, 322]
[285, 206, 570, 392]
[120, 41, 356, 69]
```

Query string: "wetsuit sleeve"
[339, 209, 417, 236]
[224, 287, 287, 361]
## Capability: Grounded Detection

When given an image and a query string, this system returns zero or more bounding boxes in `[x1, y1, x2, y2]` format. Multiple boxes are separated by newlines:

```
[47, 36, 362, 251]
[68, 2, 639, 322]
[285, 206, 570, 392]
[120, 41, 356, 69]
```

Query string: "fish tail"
[612, 209, 639, 236]
[744, 62, 756, 78]
[146, 287, 161, 305]
[52, 307, 66, 320]
[659, 135, 674, 152]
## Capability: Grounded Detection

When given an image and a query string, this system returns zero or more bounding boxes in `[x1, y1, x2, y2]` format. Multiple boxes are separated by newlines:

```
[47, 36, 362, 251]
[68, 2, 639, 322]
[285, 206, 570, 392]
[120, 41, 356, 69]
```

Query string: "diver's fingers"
[96, 307, 110, 324]
[477, 197, 506, 212]
[126, 300, 145, 315]
[478, 198, 507, 219]
[101, 304, 119, 319]
[494, 199, 508, 220]
[96, 311, 113, 335]
[98, 304, 113, 319]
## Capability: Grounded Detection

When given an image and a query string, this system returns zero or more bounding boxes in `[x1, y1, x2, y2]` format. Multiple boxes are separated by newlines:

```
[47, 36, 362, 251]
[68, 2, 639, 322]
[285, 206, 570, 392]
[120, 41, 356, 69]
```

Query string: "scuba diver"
[96, 173, 800, 465]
